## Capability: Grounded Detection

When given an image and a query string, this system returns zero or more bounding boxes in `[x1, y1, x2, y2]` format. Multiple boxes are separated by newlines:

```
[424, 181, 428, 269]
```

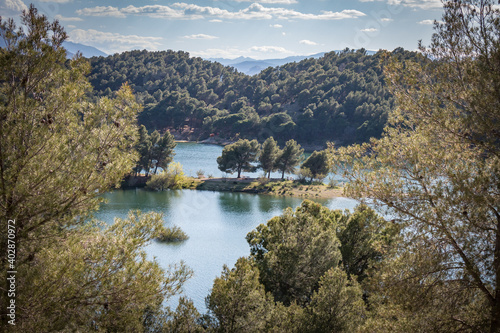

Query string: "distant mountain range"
[63, 41, 107, 58]
[0, 38, 107, 58]
[2, 37, 377, 75]
[206, 50, 377, 75]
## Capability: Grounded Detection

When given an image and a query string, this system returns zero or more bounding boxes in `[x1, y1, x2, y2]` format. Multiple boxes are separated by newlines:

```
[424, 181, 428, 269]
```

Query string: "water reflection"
[218, 192, 254, 213]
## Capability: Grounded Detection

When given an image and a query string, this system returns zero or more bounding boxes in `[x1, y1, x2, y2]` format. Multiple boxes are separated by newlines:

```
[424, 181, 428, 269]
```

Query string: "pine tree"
[0, 7, 191, 330]
[259, 137, 279, 178]
[331, 1, 500, 331]
[276, 140, 304, 179]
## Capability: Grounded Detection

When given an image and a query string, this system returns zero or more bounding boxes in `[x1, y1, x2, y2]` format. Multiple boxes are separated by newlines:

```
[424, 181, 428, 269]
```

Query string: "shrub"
[156, 226, 189, 243]
[146, 162, 186, 190]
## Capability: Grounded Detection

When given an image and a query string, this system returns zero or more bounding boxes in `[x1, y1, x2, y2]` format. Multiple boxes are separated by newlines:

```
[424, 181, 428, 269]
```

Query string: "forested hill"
[88, 48, 421, 146]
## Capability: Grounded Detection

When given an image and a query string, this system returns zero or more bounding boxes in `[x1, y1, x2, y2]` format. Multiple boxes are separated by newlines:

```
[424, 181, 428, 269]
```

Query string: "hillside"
[88, 48, 421, 146]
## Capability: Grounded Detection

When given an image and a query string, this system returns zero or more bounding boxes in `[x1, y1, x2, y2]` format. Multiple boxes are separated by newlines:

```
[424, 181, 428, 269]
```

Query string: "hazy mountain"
[63, 41, 107, 58]
[206, 53, 325, 75]
[206, 51, 377, 75]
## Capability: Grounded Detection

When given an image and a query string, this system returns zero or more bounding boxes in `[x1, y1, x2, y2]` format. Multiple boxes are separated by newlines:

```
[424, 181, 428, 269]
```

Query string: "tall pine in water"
[0, 6, 190, 331]
[331, 1, 500, 331]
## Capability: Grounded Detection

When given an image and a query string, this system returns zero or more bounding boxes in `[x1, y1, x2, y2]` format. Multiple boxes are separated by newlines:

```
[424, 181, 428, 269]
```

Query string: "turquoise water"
[95, 143, 357, 311]
[172, 142, 293, 179]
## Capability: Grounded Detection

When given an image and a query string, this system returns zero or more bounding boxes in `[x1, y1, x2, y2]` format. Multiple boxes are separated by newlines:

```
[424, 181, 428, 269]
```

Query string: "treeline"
[88, 48, 421, 145]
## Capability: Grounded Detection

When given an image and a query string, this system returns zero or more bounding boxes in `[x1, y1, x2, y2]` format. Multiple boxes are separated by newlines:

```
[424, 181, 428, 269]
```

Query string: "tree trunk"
[281, 168, 285, 179]
[237, 168, 241, 178]
[491, 298, 500, 333]
[267, 171, 271, 179]
[491, 219, 500, 333]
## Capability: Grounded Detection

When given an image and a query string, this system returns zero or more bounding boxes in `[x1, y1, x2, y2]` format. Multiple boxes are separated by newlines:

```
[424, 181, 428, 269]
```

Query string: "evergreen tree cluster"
[88, 48, 421, 145]
[135, 125, 176, 176]
[158, 201, 398, 332]
[217, 137, 329, 181]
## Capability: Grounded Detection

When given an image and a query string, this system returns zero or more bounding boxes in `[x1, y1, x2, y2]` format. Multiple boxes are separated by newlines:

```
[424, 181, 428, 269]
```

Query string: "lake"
[94, 143, 358, 312]
[172, 141, 302, 179]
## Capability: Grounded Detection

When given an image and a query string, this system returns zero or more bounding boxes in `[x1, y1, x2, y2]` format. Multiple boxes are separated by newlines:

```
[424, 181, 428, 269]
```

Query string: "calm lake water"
[94, 143, 358, 312]
[172, 142, 297, 179]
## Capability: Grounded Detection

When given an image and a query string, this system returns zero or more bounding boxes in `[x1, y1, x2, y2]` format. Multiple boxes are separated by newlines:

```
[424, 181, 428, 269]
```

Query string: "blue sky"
[1, 0, 444, 59]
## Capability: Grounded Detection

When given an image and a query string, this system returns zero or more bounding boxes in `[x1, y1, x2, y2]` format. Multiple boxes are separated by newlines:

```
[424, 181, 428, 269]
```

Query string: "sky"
[1, 0, 445, 59]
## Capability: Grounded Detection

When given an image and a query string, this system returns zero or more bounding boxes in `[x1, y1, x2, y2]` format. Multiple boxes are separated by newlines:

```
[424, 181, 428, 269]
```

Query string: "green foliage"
[305, 267, 365, 333]
[146, 162, 186, 190]
[0, 5, 139, 265]
[206, 257, 273, 333]
[135, 124, 176, 176]
[19, 211, 192, 332]
[88, 47, 423, 145]
[156, 225, 189, 243]
[330, 1, 500, 331]
[276, 139, 304, 179]
[296, 167, 313, 183]
[246, 200, 343, 305]
[337, 204, 400, 282]
[300, 150, 330, 182]
[203, 201, 391, 332]
[258, 136, 280, 178]
[217, 139, 260, 178]
[0, 8, 190, 330]
[265, 301, 305, 333]
[164, 297, 205, 333]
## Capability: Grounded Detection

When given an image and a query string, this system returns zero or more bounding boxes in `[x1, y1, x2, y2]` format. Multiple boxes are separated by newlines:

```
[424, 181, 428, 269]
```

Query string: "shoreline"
[121, 176, 345, 199]
[195, 178, 343, 199]
[180, 177, 344, 199]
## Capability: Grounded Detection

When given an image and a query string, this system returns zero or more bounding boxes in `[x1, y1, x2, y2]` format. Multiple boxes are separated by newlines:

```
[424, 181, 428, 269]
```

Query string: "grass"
[190, 177, 344, 199]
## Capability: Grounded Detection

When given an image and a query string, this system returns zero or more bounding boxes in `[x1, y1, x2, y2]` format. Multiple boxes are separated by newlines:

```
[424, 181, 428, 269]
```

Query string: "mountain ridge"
[63, 41, 107, 58]
[206, 50, 377, 75]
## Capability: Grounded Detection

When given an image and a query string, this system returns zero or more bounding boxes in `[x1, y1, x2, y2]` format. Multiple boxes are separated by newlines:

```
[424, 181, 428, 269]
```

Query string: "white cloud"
[68, 29, 162, 54]
[0, 0, 28, 17]
[250, 45, 290, 53]
[77, 3, 366, 21]
[270, 24, 283, 28]
[381, 18, 393, 22]
[361, 28, 378, 32]
[76, 6, 126, 18]
[418, 19, 435, 24]
[300, 39, 318, 45]
[210, 19, 223, 22]
[192, 48, 248, 59]
[359, 0, 442, 9]
[233, 0, 298, 3]
[55, 14, 83, 22]
[39, 0, 72, 3]
[387, 0, 442, 10]
[192, 45, 295, 59]
[183, 34, 218, 39]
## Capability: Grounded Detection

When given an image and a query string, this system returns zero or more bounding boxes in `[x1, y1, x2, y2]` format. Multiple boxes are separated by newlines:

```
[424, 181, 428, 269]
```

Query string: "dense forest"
[88, 48, 421, 145]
